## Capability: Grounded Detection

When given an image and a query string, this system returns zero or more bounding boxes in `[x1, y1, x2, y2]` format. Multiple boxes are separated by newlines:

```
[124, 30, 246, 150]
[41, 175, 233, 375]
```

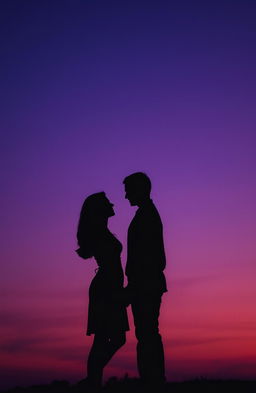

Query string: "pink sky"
[1, 1, 256, 389]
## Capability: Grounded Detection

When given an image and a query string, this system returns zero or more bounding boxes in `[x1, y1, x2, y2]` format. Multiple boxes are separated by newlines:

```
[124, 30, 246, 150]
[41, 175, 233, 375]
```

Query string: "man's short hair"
[123, 172, 151, 194]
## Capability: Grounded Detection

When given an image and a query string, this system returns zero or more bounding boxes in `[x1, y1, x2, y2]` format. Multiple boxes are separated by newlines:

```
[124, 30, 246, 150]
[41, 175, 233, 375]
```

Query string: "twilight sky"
[1, 0, 256, 389]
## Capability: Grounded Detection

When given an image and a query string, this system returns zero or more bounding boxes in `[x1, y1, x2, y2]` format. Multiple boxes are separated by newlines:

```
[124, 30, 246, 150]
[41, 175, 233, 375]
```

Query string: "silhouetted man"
[123, 172, 167, 388]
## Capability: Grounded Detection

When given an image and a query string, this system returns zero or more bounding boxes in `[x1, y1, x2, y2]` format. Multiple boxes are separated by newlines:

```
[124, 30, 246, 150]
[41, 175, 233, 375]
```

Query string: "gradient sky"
[1, 0, 256, 389]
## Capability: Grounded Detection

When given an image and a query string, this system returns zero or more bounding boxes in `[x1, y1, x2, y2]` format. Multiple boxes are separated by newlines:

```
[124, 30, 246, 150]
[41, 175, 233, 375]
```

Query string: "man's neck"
[137, 198, 152, 208]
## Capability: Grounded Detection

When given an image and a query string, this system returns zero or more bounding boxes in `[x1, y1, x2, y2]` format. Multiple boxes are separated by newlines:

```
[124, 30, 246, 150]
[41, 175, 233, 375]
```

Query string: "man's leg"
[131, 293, 165, 385]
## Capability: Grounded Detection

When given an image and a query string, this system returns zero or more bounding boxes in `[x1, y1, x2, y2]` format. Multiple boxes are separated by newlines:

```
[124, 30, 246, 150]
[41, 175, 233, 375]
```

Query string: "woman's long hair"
[77, 192, 107, 259]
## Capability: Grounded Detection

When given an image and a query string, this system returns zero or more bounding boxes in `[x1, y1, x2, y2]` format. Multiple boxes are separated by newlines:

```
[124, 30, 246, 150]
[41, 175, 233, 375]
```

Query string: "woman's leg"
[87, 334, 108, 388]
[101, 332, 126, 368]
[87, 332, 126, 386]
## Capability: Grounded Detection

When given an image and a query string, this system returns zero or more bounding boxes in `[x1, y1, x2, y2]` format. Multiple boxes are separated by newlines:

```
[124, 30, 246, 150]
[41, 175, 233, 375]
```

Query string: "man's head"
[123, 172, 151, 206]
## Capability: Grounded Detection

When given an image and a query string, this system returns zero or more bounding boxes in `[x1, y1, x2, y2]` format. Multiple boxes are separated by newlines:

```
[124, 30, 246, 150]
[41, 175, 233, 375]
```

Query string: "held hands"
[109, 285, 134, 307]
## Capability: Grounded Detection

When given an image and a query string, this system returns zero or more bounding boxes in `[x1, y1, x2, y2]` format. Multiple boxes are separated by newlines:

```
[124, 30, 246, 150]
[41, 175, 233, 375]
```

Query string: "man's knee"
[135, 328, 161, 343]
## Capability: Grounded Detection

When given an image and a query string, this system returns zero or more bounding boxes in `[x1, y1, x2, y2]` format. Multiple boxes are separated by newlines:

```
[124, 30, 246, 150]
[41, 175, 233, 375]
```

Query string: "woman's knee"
[110, 333, 126, 349]
[93, 333, 108, 347]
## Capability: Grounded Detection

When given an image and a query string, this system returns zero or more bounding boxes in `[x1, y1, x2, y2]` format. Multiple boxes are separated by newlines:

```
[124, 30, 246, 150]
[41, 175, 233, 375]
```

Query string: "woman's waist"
[94, 266, 123, 279]
[96, 263, 123, 272]
[90, 273, 124, 291]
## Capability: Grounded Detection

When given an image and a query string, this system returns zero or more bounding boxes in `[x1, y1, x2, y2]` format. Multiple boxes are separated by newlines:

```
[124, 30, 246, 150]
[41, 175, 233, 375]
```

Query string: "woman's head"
[76, 192, 115, 258]
[79, 192, 115, 221]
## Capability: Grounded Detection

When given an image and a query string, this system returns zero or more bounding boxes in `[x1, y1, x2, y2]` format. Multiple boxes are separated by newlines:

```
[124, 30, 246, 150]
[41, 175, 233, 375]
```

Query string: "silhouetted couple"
[76, 172, 167, 391]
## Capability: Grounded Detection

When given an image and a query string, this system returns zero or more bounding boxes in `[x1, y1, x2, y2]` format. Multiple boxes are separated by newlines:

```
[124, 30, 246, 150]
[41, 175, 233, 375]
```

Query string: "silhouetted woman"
[76, 192, 129, 390]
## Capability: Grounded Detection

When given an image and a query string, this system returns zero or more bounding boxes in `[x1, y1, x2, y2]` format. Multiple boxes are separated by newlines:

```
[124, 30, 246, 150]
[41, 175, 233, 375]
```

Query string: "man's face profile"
[124, 184, 138, 206]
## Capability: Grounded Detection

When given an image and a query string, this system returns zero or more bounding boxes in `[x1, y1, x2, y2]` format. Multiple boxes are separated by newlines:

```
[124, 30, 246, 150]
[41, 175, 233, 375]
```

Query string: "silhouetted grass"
[3, 377, 256, 393]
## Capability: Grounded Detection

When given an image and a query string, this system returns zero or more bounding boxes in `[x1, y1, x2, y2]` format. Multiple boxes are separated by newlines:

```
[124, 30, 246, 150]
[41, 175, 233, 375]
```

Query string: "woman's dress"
[87, 230, 129, 336]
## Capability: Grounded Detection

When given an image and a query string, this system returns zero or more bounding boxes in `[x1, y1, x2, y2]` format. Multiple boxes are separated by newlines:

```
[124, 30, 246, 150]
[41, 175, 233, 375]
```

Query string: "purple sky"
[1, 1, 256, 389]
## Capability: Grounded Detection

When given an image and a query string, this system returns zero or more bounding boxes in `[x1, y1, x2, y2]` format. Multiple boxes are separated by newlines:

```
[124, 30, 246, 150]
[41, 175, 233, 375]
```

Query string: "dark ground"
[3, 377, 256, 393]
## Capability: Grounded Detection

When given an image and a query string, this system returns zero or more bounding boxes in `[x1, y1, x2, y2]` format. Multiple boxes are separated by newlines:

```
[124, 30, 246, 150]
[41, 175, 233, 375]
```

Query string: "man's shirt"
[126, 199, 167, 294]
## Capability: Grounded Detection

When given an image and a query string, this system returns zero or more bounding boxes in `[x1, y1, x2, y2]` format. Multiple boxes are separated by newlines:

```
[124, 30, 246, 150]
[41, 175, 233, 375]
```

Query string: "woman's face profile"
[101, 196, 115, 218]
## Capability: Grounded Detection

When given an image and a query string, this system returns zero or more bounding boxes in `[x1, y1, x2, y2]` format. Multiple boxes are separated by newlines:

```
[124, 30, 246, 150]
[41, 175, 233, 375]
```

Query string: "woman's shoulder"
[93, 230, 122, 260]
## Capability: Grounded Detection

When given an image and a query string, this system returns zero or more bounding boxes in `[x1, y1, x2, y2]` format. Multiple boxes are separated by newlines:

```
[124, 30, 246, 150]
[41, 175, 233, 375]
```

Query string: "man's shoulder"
[138, 201, 163, 226]
[145, 200, 161, 216]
